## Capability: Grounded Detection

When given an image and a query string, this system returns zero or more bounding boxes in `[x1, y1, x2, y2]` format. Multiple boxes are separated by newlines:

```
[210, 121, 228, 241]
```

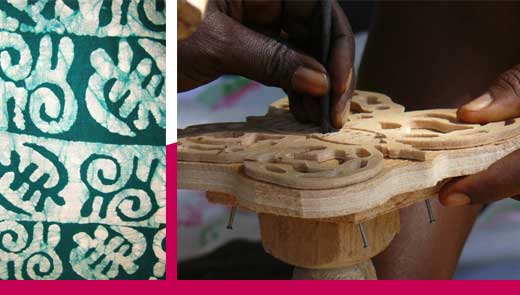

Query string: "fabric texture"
[0, 0, 165, 280]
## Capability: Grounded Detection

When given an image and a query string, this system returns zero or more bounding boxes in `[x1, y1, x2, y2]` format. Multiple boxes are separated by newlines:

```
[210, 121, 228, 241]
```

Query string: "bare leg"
[358, 2, 520, 279]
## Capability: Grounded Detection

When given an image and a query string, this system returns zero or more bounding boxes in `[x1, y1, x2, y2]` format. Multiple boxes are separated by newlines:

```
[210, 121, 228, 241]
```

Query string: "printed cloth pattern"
[0, 0, 165, 279]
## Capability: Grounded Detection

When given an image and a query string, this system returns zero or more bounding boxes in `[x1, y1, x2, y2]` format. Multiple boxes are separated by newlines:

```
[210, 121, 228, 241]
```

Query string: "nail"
[344, 68, 353, 93]
[463, 94, 493, 111]
[292, 67, 329, 96]
[332, 97, 350, 128]
[331, 69, 354, 129]
[226, 207, 237, 230]
[358, 223, 369, 248]
[333, 68, 353, 95]
[424, 199, 436, 223]
[443, 193, 471, 207]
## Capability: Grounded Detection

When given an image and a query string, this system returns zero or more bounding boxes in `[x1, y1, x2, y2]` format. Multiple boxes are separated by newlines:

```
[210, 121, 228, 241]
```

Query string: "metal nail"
[425, 199, 436, 224]
[358, 223, 369, 248]
[226, 206, 237, 230]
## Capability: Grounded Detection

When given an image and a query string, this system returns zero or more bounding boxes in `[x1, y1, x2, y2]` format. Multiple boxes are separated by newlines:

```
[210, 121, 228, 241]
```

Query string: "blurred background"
[177, 1, 520, 279]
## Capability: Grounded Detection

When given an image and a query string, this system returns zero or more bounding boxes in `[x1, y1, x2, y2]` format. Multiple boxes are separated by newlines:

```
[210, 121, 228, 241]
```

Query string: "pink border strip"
[167, 143, 177, 280]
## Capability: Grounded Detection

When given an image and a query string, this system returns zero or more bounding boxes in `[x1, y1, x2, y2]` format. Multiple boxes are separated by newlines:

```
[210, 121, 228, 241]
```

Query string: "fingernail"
[292, 67, 329, 96]
[345, 68, 353, 92]
[443, 193, 471, 207]
[463, 93, 493, 111]
[332, 95, 351, 128]
[333, 68, 353, 95]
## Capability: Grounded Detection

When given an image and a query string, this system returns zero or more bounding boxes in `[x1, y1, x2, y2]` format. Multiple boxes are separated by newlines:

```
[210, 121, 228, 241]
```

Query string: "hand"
[178, 0, 355, 128]
[439, 65, 520, 206]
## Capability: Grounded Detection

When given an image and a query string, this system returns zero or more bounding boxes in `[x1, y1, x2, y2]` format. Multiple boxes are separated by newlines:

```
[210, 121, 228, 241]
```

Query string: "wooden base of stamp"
[258, 210, 400, 279]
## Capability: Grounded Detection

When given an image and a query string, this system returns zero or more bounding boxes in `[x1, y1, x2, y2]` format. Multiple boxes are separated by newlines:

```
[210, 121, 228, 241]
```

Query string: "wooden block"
[178, 90, 520, 219]
[259, 210, 399, 269]
[179, 138, 520, 218]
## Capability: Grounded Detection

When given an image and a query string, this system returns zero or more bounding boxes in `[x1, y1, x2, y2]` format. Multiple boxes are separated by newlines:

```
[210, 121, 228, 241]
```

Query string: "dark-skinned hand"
[178, 0, 355, 128]
[440, 65, 520, 206]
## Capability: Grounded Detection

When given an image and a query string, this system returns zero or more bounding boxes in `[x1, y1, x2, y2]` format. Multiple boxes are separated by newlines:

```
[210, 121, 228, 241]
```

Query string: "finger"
[329, 1, 356, 128]
[178, 10, 225, 91]
[211, 12, 330, 97]
[331, 68, 354, 128]
[439, 149, 520, 206]
[457, 64, 520, 123]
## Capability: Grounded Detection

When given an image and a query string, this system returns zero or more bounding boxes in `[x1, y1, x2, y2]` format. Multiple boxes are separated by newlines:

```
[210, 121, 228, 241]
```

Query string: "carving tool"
[425, 199, 436, 224]
[358, 223, 369, 248]
[314, 0, 336, 134]
[226, 206, 237, 230]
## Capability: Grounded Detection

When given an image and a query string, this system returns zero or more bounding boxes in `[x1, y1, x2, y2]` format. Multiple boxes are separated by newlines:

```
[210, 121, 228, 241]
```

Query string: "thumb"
[212, 12, 330, 97]
[439, 150, 520, 206]
[457, 65, 520, 123]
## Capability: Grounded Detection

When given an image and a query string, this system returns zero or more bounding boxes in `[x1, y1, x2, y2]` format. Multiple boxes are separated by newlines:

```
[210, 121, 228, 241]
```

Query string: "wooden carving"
[243, 139, 383, 189]
[178, 91, 520, 220]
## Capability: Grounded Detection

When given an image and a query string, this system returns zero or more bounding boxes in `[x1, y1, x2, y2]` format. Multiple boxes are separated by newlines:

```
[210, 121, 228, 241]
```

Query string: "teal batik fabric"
[0, 0, 165, 280]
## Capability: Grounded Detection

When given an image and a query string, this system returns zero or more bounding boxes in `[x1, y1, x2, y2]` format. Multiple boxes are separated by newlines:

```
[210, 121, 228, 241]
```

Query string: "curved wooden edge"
[179, 135, 520, 219]
[206, 183, 439, 224]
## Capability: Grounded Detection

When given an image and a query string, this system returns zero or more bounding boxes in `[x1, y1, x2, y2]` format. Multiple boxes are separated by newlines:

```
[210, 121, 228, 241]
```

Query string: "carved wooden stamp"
[178, 91, 520, 279]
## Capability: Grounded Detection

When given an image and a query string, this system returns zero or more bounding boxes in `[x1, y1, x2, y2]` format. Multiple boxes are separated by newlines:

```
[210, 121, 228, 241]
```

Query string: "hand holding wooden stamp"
[177, 91, 520, 279]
